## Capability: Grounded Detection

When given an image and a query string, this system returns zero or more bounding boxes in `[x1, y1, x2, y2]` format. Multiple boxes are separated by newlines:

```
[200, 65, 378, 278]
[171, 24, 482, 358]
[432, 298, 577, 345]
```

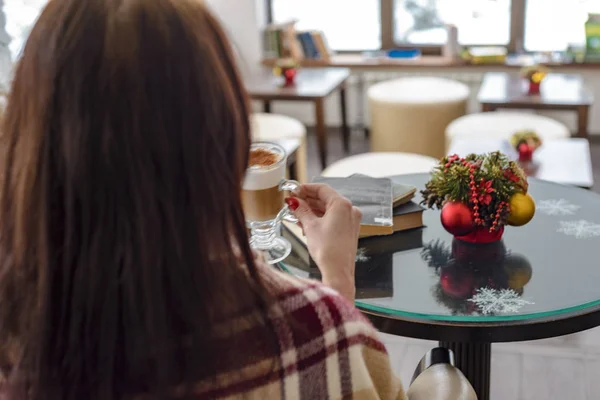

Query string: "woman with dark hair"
[0, 0, 406, 398]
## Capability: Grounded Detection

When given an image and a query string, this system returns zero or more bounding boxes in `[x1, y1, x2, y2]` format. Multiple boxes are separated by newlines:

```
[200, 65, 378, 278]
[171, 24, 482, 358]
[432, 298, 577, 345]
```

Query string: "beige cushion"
[446, 112, 570, 146]
[250, 113, 308, 183]
[368, 77, 469, 158]
[322, 152, 438, 178]
[407, 364, 477, 400]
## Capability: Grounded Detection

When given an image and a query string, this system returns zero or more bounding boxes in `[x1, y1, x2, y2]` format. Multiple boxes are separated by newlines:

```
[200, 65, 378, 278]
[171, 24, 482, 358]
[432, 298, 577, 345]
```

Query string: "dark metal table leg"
[340, 86, 350, 154]
[439, 341, 491, 400]
[287, 161, 297, 181]
[577, 105, 589, 139]
[263, 101, 272, 113]
[314, 98, 327, 169]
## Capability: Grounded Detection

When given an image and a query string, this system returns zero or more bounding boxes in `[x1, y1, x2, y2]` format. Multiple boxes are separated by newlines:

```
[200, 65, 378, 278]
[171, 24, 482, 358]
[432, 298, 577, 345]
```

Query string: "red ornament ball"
[441, 202, 475, 236]
[440, 266, 475, 299]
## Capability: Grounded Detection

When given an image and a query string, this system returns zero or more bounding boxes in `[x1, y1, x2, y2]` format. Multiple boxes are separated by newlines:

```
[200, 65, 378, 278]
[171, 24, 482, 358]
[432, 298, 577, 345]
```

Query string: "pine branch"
[421, 152, 528, 227]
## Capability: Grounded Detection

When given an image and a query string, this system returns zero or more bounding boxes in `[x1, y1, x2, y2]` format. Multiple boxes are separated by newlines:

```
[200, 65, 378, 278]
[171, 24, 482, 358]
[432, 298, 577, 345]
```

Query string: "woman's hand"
[286, 184, 362, 302]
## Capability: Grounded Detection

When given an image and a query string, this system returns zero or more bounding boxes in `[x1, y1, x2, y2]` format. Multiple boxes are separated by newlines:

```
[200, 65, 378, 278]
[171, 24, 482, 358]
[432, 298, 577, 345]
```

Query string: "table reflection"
[304, 229, 424, 300]
[421, 239, 532, 316]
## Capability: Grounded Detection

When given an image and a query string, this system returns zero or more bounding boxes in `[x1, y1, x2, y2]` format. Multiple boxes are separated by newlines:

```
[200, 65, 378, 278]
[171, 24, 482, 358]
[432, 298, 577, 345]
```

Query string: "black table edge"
[362, 304, 600, 343]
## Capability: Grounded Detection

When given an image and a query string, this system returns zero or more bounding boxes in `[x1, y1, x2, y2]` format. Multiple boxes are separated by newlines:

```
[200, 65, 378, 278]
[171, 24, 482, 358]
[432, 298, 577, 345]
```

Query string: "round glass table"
[280, 173, 600, 400]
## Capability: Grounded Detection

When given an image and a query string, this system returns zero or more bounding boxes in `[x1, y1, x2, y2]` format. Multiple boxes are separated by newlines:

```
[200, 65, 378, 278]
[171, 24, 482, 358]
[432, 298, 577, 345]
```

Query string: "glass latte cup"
[242, 142, 299, 264]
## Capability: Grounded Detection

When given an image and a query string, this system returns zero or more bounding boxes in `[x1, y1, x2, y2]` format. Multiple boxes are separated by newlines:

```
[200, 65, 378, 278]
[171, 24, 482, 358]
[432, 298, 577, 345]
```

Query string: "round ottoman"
[250, 113, 308, 183]
[446, 112, 570, 150]
[368, 77, 469, 159]
[322, 152, 438, 178]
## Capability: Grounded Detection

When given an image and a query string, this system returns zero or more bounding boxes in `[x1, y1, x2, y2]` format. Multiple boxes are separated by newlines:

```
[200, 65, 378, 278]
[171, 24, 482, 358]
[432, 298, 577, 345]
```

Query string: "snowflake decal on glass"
[468, 288, 533, 315]
[356, 248, 370, 263]
[537, 199, 580, 216]
[557, 220, 600, 239]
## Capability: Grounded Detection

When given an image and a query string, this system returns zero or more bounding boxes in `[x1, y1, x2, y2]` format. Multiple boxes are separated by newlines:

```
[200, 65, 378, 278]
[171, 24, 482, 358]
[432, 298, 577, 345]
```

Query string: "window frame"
[266, 0, 527, 54]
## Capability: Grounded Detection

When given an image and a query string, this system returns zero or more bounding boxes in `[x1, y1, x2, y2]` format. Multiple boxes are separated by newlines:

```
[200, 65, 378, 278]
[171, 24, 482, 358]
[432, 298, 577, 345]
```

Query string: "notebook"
[312, 176, 394, 237]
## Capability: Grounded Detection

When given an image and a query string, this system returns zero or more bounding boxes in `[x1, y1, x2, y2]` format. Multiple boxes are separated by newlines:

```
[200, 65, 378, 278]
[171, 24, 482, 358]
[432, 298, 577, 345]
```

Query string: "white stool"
[368, 77, 469, 159]
[250, 113, 308, 183]
[446, 112, 570, 150]
[322, 152, 438, 178]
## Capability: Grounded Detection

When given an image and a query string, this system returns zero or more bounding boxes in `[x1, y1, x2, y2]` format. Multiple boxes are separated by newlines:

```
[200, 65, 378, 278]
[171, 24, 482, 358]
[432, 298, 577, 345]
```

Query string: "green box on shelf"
[586, 14, 600, 55]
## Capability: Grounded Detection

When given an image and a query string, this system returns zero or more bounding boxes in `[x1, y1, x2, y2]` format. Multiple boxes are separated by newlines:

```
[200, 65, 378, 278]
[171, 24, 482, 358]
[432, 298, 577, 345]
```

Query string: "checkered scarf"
[193, 267, 407, 399]
[0, 267, 406, 400]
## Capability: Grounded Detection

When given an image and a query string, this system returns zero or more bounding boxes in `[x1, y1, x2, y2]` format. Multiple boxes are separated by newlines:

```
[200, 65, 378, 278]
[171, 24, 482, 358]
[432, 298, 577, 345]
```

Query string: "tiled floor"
[304, 128, 600, 399]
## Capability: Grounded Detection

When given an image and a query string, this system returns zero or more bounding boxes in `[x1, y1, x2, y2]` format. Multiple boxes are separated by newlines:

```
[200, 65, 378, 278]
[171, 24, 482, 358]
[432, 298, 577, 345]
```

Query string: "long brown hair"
[0, 0, 276, 398]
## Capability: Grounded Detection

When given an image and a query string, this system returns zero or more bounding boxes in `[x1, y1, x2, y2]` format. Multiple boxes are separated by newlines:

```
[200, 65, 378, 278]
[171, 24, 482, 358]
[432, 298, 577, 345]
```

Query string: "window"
[4, 0, 47, 59]
[394, 0, 511, 46]
[525, 0, 600, 52]
[270, 0, 381, 51]
[268, 0, 600, 54]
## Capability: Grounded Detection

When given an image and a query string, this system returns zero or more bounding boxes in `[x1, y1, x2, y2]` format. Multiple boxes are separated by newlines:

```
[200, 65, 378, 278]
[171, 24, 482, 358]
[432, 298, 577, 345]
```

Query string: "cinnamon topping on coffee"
[248, 148, 279, 167]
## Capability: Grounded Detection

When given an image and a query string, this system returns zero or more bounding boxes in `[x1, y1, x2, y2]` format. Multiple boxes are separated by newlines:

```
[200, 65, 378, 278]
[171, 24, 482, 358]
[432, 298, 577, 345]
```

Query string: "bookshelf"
[262, 20, 334, 63]
[262, 54, 600, 70]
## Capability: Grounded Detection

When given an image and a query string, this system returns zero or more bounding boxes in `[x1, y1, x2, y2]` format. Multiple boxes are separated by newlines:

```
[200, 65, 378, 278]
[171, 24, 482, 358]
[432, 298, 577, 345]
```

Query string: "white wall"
[205, 0, 265, 77]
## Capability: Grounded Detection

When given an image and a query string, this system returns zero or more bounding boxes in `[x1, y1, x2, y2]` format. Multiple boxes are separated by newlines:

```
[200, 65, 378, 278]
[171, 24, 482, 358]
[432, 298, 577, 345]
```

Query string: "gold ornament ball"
[504, 255, 533, 290]
[507, 192, 536, 226]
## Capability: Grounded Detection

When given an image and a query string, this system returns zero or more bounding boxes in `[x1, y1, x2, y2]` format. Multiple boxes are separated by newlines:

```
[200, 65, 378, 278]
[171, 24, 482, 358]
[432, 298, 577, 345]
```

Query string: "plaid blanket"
[194, 267, 407, 399]
[0, 265, 406, 399]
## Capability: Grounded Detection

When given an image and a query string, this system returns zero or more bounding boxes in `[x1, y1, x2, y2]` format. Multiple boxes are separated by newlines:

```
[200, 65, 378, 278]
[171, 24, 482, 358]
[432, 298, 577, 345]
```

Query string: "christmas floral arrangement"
[272, 58, 299, 86]
[510, 130, 542, 162]
[520, 64, 549, 95]
[421, 152, 536, 243]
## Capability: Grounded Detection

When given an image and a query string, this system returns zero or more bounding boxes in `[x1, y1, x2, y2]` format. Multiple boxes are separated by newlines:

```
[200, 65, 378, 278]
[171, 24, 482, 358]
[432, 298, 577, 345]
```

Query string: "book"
[298, 31, 319, 59]
[282, 201, 423, 249]
[283, 24, 303, 60]
[312, 176, 394, 237]
[351, 174, 416, 207]
[392, 182, 417, 207]
[392, 201, 424, 232]
[296, 32, 309, 58]
[282, 200, 424, 267]
[311, 31, 330, 62]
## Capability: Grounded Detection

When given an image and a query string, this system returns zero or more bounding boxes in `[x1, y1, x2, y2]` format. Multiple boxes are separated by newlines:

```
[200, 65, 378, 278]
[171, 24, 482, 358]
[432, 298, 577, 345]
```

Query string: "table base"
[439, 341, 491, 400]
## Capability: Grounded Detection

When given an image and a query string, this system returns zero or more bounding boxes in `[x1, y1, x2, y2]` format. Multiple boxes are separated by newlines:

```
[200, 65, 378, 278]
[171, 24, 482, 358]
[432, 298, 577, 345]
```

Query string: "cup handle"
[279, 179, 300, 224]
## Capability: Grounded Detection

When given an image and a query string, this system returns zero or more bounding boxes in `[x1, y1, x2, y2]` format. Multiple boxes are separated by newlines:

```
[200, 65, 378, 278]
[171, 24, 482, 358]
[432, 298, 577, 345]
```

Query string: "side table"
[478, 72, 594, 138]
[246, 68, 351, 169]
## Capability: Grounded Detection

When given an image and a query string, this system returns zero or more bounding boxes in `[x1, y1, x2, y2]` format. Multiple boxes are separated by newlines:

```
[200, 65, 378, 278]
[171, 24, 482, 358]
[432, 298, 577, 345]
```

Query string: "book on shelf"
[262, 22, 332, 62]
[311, 31, 332, 61]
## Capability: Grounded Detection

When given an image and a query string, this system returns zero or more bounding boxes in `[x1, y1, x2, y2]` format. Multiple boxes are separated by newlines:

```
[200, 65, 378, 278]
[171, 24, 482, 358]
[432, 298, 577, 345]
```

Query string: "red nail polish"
[285, 197, 299, 211]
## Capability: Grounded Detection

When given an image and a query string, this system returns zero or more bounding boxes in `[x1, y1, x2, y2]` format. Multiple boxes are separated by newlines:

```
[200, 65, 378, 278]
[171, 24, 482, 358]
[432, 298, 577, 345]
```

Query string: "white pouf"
[250, 113, 308, 183]
[368, 77, 470, 158]
[446, 112, 570, 149]
[322, 152, 438, 178]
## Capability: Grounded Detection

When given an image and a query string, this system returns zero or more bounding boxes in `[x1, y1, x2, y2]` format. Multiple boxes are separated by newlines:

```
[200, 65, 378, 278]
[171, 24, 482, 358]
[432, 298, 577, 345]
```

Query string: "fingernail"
[285, 197, 299, 211]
